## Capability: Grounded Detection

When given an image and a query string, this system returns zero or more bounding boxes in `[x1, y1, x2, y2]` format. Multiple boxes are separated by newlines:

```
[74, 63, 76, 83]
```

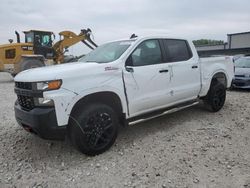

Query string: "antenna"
[130, 34, 138, 39]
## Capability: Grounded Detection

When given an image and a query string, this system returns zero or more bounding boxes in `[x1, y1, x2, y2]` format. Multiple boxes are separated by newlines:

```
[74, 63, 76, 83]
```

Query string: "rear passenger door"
[163, 39, 201, 102]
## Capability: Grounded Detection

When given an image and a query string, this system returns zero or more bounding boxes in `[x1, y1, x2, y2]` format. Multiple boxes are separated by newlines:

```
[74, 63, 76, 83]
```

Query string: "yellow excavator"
[0, 28, 98, 76]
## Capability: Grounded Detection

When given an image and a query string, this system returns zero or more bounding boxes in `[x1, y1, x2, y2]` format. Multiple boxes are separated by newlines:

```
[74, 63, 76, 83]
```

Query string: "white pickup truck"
[14, 36, 234, 155]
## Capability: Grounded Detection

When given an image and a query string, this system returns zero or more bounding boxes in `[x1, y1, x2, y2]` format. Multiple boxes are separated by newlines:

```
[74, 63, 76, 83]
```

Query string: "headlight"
[36, 80, 62, 91]
[33, 80, 61, 107]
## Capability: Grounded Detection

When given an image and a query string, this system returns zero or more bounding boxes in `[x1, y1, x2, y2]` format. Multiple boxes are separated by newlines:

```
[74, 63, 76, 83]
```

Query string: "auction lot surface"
[0, 72, 249, 188]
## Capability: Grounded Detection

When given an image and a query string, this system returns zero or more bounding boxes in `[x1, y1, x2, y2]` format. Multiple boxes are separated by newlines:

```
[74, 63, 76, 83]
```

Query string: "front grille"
[15, 82, 32, 90]
[15, 82, 34, 110]
[235, 75, 245, 78]
[17, 95, 35, 110]
[235, 82, 245, 87]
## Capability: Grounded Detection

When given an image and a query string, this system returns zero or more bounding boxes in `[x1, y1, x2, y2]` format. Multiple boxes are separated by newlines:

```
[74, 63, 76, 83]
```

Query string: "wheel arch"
[211, 71, 228, 87]
[69, 91, 126, 125]
[199, 70, 229, 97]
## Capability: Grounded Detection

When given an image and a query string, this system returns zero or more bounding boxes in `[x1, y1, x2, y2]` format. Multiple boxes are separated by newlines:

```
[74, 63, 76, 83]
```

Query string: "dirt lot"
[0, 72, 249, 188]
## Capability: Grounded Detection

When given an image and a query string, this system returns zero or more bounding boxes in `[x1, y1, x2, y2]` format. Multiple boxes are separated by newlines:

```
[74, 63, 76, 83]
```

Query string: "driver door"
[123, 39, 172, 117]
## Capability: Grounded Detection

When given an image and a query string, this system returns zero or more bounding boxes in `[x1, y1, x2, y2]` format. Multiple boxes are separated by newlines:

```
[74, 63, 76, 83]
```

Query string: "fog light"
[36, 98, 54, 106]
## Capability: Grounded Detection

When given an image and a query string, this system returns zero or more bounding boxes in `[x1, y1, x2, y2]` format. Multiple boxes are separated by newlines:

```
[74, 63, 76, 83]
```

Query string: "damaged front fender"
[43, 88, 78, 126]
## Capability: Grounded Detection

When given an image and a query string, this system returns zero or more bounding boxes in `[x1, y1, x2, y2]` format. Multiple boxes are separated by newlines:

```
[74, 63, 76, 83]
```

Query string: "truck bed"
[199, 56, 234, 96]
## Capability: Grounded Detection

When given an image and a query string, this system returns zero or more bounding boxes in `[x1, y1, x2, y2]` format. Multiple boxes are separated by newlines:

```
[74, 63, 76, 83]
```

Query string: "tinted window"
[131, 40, 162, 66]
[164, 39, 192, 62]
[41, 35, 51, 47]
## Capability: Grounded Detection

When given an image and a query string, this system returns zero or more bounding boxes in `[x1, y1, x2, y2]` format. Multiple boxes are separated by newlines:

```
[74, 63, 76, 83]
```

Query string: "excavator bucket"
[81, 28, 98, 50]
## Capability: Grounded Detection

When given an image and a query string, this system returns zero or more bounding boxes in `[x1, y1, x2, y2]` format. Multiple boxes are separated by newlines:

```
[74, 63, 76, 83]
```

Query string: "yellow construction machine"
[0, 28, 97, 76]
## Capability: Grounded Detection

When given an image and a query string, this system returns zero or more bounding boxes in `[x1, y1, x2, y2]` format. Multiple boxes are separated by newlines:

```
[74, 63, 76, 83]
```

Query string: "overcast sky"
[0, 0, 250, 55]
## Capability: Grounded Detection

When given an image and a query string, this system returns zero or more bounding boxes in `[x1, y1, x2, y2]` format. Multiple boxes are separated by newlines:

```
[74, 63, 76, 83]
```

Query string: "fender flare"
[200, 69, 229, 97]
[65, 86, 128, 119]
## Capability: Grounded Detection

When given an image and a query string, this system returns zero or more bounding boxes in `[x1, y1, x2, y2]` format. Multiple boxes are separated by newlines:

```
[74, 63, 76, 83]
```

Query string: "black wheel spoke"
[83, 111, 115, 150]
[206, 83, 226, 111]
[70, 103, 118, 156]
[92, 131, 111, 147]
[93, 135, 101, 147]
[98, 135, 110, 143]
[213, 89, 225, 108]
[103, 123, 112, 130]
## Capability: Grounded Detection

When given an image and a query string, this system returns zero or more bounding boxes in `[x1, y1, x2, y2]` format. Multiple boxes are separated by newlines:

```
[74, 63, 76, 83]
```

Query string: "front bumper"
[14, 102, 66, 140]
[232, 77, 250, 89]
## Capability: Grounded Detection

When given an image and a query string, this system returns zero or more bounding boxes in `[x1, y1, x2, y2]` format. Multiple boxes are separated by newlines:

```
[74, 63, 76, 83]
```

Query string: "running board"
[128, 101, 199, 126]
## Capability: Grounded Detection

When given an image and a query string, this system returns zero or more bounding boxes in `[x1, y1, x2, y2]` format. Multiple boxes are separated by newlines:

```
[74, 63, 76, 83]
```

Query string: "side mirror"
[125, 56, 133, 66]
[8, 39, 13, 43]
[125, 56, 134, 73]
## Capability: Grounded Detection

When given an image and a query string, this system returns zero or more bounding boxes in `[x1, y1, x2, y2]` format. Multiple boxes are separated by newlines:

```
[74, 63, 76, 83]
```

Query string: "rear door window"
[163, 39, 192, 62]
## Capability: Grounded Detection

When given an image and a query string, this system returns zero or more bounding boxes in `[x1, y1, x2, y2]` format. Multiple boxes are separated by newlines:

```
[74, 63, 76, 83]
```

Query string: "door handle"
[159, 69, 169, 73]
[192, 65, 198, 69]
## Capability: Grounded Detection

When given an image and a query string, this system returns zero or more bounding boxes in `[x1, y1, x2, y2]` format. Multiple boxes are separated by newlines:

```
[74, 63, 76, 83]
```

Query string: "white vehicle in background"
[231, 56, 250, 89]
[14, 35, 234, 155]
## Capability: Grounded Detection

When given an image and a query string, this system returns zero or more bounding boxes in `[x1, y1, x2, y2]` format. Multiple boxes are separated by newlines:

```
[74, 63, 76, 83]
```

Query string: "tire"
[69, 103, 118, 156]
[11, 73, 16, 78]
[20, 59, 45, 72]
[229, 83, 234, 90]
[203, 81, 226, 112]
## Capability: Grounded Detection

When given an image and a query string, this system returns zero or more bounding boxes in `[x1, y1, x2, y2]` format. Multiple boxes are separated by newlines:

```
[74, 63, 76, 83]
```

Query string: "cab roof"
[106, 35, 189, 44]
[23, 30, 53, 34]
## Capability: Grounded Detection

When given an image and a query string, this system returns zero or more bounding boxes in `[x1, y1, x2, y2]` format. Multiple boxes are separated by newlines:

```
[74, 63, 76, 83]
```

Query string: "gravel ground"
[0, 72, 250, 188]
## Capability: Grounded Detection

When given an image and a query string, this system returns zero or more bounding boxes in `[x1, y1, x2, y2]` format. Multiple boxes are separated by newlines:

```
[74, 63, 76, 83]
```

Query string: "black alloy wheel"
[69, 103, 118, 156]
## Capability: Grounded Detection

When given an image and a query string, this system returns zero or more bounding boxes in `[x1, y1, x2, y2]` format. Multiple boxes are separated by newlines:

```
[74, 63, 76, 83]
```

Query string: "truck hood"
[14, 62, 103, 82]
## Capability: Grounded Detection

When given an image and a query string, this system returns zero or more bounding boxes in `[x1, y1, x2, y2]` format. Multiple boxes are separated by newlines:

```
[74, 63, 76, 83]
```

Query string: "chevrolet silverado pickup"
[14, 36, 234, 155]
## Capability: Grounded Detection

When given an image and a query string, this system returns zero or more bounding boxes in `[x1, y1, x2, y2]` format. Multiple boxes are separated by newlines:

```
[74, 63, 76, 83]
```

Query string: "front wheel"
[203, 81, 226, 112]
[69, 103, 118, 156]
[20, 59, 45, 72]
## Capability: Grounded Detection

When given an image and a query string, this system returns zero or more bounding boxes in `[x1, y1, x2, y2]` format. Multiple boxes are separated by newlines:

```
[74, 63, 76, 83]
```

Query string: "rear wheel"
[69, 103, 118, 156]
[203, 81, 226, 112]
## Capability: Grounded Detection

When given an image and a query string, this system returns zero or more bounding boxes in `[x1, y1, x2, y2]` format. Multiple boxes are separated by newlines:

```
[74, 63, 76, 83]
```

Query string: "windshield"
[235, 58, 250, 68]
[79, 40, 134, 63]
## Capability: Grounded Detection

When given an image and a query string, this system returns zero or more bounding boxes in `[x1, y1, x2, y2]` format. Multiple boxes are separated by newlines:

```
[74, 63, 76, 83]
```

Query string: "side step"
[128, 100, 199, 125]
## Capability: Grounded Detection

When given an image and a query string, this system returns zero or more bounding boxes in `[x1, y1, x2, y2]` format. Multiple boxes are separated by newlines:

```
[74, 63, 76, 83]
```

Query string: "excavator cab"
[24, 30, 54, 58]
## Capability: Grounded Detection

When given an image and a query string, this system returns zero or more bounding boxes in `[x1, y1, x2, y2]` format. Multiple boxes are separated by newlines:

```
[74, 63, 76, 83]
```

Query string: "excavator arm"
[53, 28, 98, 63]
